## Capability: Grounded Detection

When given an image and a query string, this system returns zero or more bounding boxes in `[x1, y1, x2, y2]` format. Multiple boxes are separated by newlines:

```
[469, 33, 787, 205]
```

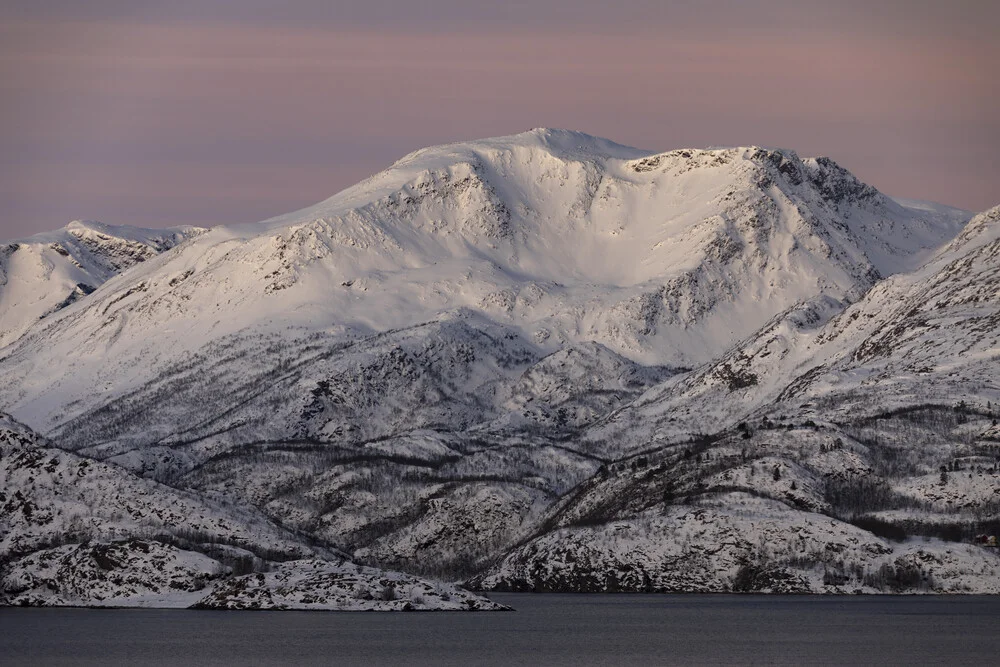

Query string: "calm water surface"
[2, 594, 999, 666]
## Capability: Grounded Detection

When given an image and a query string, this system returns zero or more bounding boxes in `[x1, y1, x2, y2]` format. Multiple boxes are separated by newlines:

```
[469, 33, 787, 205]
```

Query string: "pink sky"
[1, 0, 997, 240]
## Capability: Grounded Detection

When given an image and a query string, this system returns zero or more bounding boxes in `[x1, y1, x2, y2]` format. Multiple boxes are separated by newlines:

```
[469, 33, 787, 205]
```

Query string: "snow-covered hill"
[0, 130, 967, 434]
[468, 205, 1000, 593]
[471, 415, 1000, 594]
[0, 414, 506, 609]
[0, 220, 204, 349]
[0, 412, 312, 562]
[2, 129, 996, 602]
[585, 205, 1000, 453]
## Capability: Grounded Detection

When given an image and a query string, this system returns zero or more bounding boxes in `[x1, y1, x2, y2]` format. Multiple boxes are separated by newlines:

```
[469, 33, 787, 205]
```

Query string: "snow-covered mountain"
[583, 205, 1000, 453]
[0, 220, 204, 349]
[0, 413, 505, 609]
[0, 130, 968, 434]
[2, 129, 997, 603]
[471, 205, 1000, 594]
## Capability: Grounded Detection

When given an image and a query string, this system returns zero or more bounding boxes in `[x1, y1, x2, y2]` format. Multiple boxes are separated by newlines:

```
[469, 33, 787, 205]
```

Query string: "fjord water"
[3, 595, 999, 666]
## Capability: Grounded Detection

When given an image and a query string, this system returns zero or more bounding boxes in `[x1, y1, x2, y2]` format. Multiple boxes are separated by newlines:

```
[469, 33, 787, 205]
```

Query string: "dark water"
[3, 594, 999, 666]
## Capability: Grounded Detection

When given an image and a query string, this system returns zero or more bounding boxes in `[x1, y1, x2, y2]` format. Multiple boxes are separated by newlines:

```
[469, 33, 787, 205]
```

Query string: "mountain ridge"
[1, 130, 996, 603]
[0, 131, 970, 432]
[0, 220, 205, 349]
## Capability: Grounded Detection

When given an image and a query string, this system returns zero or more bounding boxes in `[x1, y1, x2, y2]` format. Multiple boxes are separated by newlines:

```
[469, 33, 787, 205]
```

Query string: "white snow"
[0, 131, 969, 432]
[1, 130, 996, 602]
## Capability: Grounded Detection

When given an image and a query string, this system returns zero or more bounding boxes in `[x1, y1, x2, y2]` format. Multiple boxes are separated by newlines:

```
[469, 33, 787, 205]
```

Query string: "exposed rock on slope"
[196, 559, 508, 611]
[2, 540, 223, 608]
[0, 220, 203, 349]
[0, 413, 312, 562]
[589, 205, 1000, 453]
[0, 415, 508, 610]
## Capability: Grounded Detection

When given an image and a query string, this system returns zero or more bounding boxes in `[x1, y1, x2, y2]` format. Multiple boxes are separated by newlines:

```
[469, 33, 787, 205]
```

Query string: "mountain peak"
[2, 130, 998, 603]
[0, 131, 973, 430]
[511, 127, 652, 157]
[0, 220, 204, 349]
[65, 219, 104, 232]
[387, 128, 651, 170]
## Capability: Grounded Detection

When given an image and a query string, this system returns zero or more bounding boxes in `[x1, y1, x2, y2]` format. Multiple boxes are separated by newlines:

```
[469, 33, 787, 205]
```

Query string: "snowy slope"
[0, 412, 316, 562]
[194, 558, 508, 611]
[468, 206, 1000, 594]
[2, 541, 224, 608]
[779, 205, 1000, 419]
[472, 499, 1000, 594]
[0, 414, 508, 610]
[0, 220, 204, 349]
[473, 416, 1000, 594]
[1, 130, 993, 598]
[2, 540, 508, 610]
[589, 205, 1000, 453]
